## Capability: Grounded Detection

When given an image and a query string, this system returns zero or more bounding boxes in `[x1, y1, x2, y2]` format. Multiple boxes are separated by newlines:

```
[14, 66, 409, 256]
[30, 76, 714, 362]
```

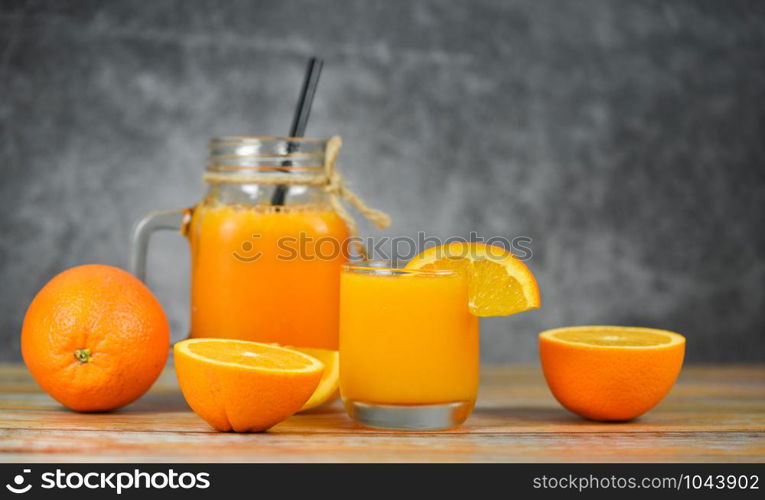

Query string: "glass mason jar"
[130, 137, 350, 349]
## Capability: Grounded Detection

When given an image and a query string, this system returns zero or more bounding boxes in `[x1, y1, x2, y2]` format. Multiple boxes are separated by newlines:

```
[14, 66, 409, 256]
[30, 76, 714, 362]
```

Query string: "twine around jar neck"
[203, 136, 391, 256]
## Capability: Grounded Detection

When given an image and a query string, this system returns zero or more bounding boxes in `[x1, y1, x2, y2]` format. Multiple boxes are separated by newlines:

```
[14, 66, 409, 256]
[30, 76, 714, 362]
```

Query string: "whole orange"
[21, 264, 170, 412]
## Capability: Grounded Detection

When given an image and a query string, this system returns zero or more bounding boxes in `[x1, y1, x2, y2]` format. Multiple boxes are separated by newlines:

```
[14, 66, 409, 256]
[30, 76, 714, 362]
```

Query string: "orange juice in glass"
[340, 261, 479, 430]
[131, 137, 349, 349]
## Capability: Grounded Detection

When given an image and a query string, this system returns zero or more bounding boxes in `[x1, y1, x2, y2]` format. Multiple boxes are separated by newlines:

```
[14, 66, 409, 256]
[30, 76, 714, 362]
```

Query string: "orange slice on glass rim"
[405, 242, 540, 316]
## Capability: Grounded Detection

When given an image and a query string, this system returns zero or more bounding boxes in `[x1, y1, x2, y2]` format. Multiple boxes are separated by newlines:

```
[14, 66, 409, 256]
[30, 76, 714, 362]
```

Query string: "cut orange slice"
[293, 347, 340, 411]
[539, 326, 685, 421]
[174, 339, 324, 432]
[405, 242, 540, 316]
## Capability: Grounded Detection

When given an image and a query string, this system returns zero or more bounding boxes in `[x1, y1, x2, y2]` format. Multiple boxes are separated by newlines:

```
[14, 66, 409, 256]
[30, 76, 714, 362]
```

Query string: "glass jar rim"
[207, 136, 329, 173]
[342, 260, 456, 277]
[210, 136, 330, 145]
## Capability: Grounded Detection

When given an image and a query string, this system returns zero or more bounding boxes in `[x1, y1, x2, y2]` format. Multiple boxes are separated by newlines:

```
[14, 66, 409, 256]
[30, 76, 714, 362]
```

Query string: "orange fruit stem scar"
[73, 348, 91, 364]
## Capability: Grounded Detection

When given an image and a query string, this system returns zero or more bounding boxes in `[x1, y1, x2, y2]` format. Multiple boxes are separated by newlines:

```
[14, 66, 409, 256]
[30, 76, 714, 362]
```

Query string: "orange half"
[539, 326, 685, 421]
[174, 339, 324, 432]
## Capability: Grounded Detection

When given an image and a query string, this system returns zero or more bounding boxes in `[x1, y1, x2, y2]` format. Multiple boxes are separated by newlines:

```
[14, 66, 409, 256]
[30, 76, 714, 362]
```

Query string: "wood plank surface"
[0, 364, 763, 463]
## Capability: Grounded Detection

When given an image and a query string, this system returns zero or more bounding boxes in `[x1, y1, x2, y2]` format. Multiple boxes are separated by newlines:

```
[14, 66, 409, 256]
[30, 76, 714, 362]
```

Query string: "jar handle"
[129, 209, 188, 282]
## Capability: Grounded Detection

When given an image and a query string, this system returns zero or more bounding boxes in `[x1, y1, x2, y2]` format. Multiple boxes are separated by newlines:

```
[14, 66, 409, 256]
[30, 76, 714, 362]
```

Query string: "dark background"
[1, 0, 763, 363]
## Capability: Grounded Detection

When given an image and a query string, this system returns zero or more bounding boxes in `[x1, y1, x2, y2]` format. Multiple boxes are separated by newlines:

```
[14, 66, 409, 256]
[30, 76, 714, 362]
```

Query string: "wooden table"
[0, 364, 763, 462]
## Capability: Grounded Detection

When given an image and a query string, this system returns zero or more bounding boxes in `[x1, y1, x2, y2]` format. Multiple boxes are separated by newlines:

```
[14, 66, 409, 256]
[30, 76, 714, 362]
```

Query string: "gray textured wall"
[1, 0, 764, 363]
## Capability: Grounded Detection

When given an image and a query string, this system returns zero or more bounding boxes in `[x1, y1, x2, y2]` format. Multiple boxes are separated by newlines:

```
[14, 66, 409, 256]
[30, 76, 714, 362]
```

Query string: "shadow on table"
[474, 406, 583, 425]
[119, 392, 190, 413]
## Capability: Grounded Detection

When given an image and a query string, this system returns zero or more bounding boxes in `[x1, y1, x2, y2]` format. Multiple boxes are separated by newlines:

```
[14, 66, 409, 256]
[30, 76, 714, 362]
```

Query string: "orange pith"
[551, 329, 675, 347]
[185, 341, 319, 371]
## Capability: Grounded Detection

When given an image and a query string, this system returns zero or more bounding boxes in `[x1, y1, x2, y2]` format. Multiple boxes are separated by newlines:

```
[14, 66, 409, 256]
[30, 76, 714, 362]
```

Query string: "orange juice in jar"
[131, 137, 357, 349]
[187, 202, 348, 348]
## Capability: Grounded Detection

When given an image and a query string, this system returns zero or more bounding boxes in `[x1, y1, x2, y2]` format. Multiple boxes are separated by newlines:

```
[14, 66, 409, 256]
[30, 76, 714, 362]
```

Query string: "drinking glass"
[339, 261, 479, 430]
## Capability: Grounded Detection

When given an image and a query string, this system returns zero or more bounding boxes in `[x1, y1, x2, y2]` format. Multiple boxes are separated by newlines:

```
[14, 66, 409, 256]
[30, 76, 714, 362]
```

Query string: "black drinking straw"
[270, 57, 324, 206]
